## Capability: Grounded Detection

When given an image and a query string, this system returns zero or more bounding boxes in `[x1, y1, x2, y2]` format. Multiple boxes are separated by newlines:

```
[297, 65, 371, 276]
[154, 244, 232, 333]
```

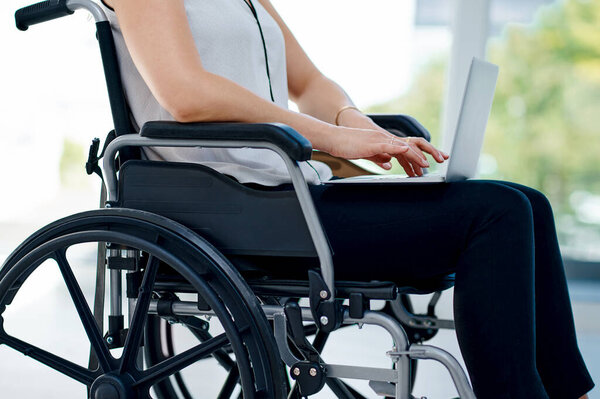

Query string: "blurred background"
[0, 0, 598, 397]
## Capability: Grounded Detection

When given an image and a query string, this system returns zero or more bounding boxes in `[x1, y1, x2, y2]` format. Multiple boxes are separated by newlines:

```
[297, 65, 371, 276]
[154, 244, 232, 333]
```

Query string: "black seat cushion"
[118, 160, 318, 257]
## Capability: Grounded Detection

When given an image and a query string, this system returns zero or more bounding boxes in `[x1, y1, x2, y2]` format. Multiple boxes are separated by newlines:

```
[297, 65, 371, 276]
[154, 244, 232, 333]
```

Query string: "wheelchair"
[1, 1, 475, 398]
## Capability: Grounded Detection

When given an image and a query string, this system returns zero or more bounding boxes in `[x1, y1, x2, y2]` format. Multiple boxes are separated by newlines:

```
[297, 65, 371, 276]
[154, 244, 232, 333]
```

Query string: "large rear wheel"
[0, 209, 286, 399]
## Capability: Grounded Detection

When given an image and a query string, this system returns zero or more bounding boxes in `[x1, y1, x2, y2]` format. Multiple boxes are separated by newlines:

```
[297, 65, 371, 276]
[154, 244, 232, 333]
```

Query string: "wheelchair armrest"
[368, 114, 431, 142]
[140, 121, 313, 162]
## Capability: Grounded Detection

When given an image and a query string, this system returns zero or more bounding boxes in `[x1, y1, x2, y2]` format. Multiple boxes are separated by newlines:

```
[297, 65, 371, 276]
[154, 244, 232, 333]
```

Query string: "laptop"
[325, 57, 499, 185]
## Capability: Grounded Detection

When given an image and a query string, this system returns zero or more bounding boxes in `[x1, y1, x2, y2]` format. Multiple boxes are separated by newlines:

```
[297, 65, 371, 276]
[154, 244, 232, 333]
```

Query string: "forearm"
[293, 74, 379, 132]
[170, 70, 337, 153]
[293, 74, 356, 125]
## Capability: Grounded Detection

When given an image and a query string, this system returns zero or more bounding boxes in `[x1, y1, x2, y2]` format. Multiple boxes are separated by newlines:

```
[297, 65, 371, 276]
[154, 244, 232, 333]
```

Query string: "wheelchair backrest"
[15, 0, 320, 261]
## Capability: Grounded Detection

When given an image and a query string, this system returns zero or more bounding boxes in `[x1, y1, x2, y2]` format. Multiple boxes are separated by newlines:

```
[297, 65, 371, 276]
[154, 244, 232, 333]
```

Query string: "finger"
[412, 163, 423, 176]
[405, 146, 430, 168]
[405, 142, 428, 163]
[413, 138, 445, 163]
[410, 145, 429, 163]
[365, 154, 393, 170]
[401, 150, 428, 177]
[397, 157, 415, 177]
[377, 161, 392, 170]
[377, 143, 410, 156]
[367, 158, 392, 170]
[368, 153, 393, 164]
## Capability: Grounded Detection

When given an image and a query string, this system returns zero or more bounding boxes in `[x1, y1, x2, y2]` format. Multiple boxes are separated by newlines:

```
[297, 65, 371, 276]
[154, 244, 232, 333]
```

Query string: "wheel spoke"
[217, 366, 240, 399]
[119, 255, 159, 372]
[165, 321, 194, 399]
[183, 318, 235, 371]
[135, 332, 229, 388]
[0, 329, 97, 385]
[54, 250, 114, 372]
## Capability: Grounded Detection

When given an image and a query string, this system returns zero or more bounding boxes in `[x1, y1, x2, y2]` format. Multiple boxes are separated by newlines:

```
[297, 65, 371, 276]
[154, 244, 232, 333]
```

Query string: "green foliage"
[59, 138, 87, 188]
[368, 0, 600, 215]
[368, 59, 446, 148]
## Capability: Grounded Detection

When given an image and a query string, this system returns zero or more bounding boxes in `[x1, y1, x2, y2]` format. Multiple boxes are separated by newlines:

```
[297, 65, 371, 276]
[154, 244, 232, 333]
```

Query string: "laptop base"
[324, 174, 446, 184]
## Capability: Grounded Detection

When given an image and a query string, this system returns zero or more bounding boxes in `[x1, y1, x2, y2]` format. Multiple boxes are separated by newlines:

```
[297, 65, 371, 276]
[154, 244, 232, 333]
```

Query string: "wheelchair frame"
[1, 1, 476, 398]
[102, 135, 473, 399]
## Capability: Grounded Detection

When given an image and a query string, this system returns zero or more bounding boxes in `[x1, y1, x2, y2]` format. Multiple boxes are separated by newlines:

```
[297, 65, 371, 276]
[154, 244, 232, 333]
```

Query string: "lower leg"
[452, 184, 547, 398]
[491, 182, 594, 398]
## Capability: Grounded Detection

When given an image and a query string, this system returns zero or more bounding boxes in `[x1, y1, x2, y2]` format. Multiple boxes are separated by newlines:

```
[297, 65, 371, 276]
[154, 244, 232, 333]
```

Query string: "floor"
[0, 234, 598, 398]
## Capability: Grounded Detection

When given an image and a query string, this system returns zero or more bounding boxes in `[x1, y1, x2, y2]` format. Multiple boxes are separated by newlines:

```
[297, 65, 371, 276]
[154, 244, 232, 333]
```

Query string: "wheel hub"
[90, 374, 135, 399]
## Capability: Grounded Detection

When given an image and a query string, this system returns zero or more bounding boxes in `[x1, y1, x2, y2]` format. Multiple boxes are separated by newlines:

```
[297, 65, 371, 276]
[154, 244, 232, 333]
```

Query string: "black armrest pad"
[140, 121, 313, 162]
[368, 114, 432, 142]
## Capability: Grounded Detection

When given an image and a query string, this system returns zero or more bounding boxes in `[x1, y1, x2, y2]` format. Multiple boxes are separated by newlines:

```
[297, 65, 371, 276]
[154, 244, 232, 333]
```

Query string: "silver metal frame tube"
[345, 311, 411, 399]
[146, 300, 478, 399]
[109, 269, 122, 316]
[148, 301, 411, 350]
[390, 296, 455, 330]
[66, 0, 108, 22]
[148, 300, 414, 398]
[146, 302, 412, 349]
[409, 344, 476, 399]
[101, 134, 335, 298]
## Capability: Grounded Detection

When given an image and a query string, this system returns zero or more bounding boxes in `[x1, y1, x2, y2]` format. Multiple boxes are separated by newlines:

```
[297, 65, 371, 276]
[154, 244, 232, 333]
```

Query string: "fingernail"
[423, 160, 430, 167]
[383, 162, 391, 169]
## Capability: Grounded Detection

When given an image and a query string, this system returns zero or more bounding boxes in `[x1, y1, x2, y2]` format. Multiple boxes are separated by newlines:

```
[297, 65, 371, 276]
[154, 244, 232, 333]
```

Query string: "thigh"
[309, 179, 529, 282]
[480, 180, 552, 211]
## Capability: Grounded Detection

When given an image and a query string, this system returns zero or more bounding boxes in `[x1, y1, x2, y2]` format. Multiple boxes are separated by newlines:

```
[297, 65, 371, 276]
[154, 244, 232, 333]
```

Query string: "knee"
[469, 181, 534, 226]
[497, 182, 554, 218]
[518, 185, 553, 215]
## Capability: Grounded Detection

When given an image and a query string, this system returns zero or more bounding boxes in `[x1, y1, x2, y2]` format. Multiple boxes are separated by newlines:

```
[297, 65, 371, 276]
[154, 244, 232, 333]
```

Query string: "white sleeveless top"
[101, 0, 332, 186]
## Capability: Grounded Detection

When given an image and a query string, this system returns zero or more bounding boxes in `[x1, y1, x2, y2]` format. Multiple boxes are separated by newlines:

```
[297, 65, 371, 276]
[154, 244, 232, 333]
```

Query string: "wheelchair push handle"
[15, 0, 74, 31]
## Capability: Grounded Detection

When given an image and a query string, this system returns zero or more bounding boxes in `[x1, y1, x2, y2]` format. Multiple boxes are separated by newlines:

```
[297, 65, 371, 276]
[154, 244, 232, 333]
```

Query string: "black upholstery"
[118, 160, 318, 257]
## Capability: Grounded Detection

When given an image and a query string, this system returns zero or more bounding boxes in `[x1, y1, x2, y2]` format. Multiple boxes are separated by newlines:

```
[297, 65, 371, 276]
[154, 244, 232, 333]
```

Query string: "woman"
[99, 0, 594, 397]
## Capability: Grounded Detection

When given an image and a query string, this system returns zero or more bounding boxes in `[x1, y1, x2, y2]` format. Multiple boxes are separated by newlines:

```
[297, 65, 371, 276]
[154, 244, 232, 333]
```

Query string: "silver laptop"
[325, 57, 499, 184]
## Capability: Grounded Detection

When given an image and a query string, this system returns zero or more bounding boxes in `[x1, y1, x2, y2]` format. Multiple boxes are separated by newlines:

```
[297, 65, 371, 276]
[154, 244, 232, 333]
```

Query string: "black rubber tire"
[0, 208, 287, 399]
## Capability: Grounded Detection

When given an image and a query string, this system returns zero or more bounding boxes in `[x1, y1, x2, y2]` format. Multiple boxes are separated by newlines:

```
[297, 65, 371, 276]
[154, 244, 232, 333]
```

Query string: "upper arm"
[111, 0, 206, 116]
[256, 0, 323, 101]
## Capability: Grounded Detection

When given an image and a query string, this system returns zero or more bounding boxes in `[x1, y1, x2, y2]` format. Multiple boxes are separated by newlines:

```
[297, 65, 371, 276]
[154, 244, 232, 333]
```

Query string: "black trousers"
[302, 180, 593, 399]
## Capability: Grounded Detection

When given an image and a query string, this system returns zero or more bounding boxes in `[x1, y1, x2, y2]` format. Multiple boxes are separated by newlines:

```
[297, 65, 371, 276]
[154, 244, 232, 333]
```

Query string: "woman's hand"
[323, 126, 412, 166]
[393, 135, 448, 176]
[336, 108, 449, 176]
